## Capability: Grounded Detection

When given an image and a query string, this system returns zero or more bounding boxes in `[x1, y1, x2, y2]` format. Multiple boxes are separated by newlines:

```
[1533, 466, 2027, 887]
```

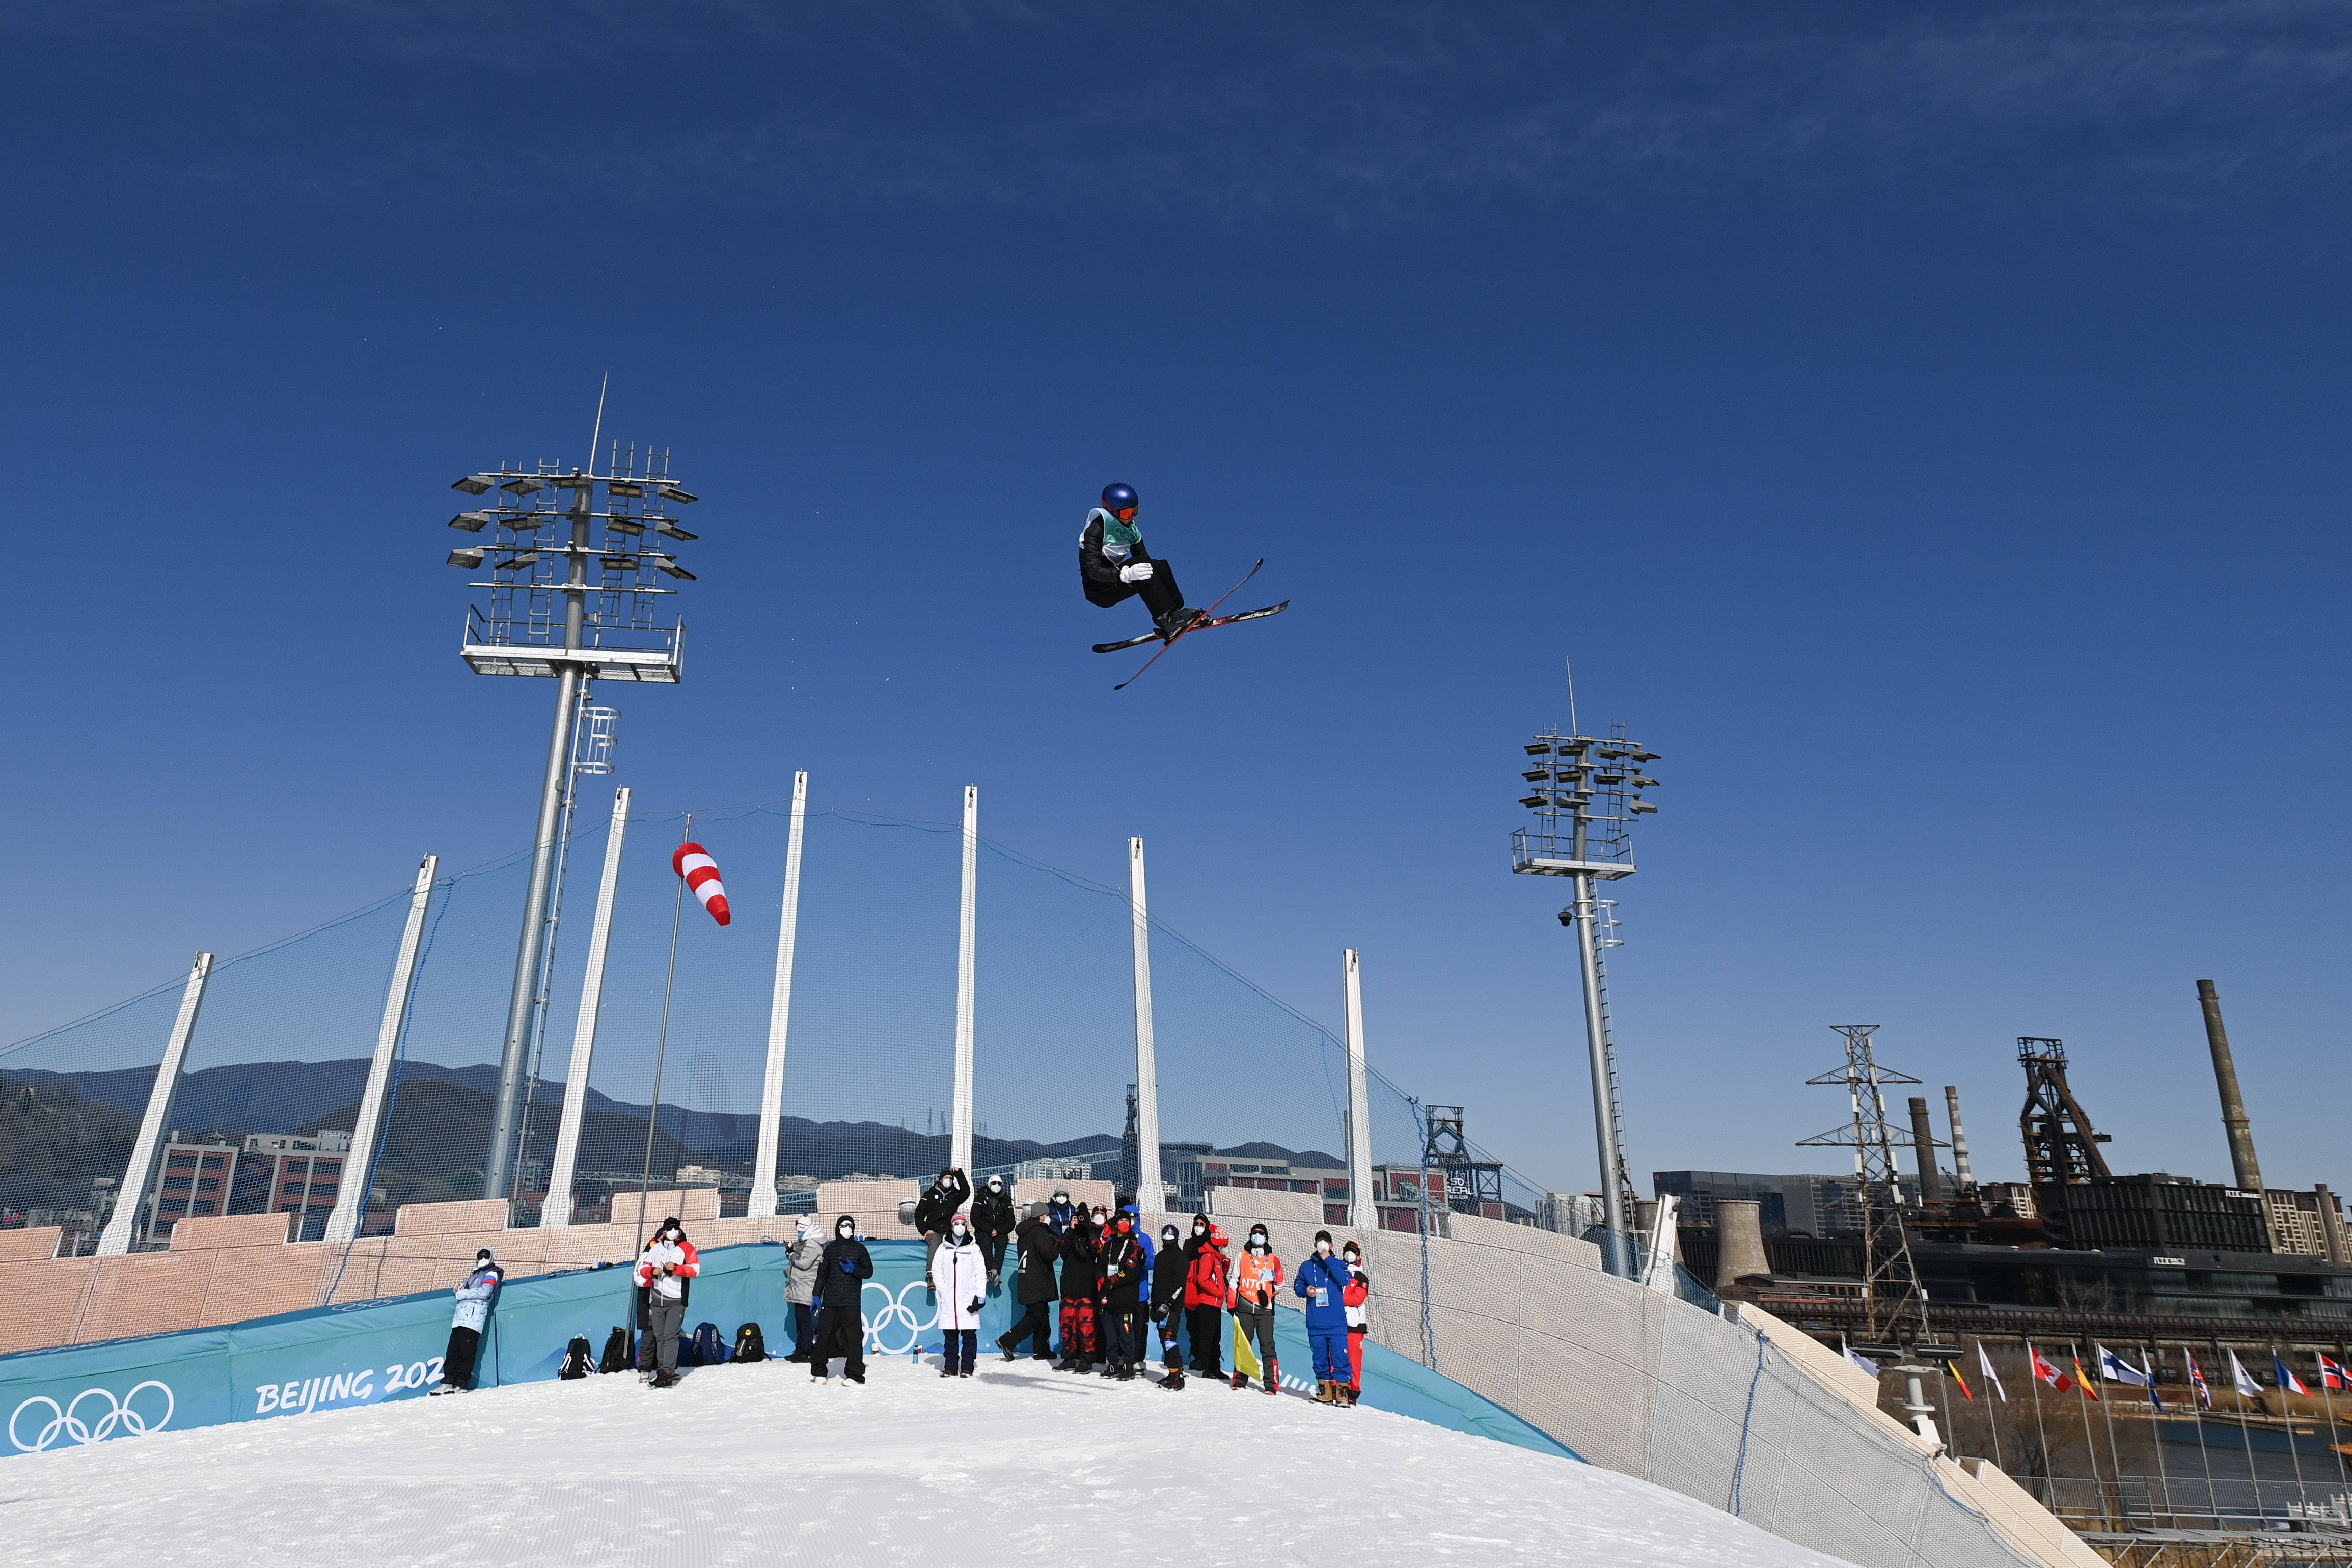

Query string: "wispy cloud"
[17, 1, 2352, 229]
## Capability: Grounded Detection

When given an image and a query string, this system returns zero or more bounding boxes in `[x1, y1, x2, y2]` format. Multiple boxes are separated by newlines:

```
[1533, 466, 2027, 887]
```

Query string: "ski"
[1092, 600, 1289, 654]
[1112, 560, 1270, 691]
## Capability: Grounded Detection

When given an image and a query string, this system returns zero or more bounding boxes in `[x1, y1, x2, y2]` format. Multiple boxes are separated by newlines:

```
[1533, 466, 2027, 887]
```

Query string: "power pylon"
[1798, 1025, 1931, 1345]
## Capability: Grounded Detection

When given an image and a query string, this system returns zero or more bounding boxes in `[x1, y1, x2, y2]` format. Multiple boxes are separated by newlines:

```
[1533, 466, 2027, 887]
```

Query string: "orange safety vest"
[1232, 1247, 1285, 1308]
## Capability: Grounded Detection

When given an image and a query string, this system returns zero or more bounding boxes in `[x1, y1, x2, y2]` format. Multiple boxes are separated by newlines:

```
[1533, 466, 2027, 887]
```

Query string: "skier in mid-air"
[1081, 483, 1206, 643]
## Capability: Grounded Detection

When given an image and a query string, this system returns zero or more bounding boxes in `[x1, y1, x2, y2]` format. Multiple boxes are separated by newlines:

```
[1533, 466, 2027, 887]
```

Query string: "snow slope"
[3, 1355, 1858, 1566]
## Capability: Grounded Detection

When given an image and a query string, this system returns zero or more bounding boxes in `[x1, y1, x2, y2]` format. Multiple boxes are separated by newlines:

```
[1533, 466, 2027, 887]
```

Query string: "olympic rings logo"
[10, 1381, 175, 1452]
[860, 1280, 939, 1356]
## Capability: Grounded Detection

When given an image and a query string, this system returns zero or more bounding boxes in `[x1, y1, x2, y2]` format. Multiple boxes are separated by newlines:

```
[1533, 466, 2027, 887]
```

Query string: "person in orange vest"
[1229, 1222, 1285, 1393]
[1182, 1216, 1233, 1380]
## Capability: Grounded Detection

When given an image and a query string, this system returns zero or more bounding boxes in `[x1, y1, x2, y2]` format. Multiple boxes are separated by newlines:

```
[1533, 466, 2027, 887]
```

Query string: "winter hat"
[1161, 1224, 1180, 1245]
[475, 1247, 494, 1264]
[1052, 1188, 1071, 1205]
[835, 1214, 856, 1235]
[986, 1174, 1004, 1189]
[796, 1216, 816, 1239]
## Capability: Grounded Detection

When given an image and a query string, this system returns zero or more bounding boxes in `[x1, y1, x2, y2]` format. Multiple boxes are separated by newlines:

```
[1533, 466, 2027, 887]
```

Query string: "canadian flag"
[2029, 1343, 2076, 1394]
[673, 842, 731, 926]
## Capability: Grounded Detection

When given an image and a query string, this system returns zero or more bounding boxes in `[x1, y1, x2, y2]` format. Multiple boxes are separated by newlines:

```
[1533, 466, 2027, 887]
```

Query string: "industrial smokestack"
[1714, 1200, 1769, 1291]
[1943, 1085, 1974, 1188]
[2196, 979, 2264, 1193]
[1907, 1097, 1942, 1205]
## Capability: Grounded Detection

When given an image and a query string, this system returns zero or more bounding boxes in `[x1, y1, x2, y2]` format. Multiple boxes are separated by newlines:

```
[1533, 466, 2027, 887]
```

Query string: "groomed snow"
[4, 1356, 1857, 1565]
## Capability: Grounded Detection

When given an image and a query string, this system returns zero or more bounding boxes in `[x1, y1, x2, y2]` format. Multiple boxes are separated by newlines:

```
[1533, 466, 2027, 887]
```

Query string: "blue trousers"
[1309, 1327, 1353, 1384]
[944, 1329, 976, 1373]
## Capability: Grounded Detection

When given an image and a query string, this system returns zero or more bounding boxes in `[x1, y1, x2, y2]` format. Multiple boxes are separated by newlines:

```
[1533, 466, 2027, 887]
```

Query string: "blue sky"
[3, 2, 2347, 1195]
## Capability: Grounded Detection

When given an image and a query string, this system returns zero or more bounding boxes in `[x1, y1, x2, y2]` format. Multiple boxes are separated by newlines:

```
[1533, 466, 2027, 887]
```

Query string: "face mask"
[1162, 1230, 1179, 1245]
[665, 1229, 680, 1241]
[952, 1226, 969, 1241]
[1193, 1223, 1208, 1235]
[1316, 1242, 1331, 1254]
[1344, 1251, 1360, 1264]
[1091, 1213, 1106, 1227]
[1053, 1193, 1069, 1206]
[1117, 1218, 1131, 1231]
[837, 1223, 854, 1238]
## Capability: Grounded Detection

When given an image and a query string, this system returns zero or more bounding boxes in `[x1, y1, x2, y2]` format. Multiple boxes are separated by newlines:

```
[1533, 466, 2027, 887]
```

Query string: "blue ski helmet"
[1101, 483, 1139, 514]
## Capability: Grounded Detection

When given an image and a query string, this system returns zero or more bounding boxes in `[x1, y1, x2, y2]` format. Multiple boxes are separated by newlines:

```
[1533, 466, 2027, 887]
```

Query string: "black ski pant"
[1185, 1305, 1224, 1374]
[1084, 562, 1184, 621]
[788, 1302, 816, 1360]
[1003, 1300, 1054, 1357]
[982, 1234, 1009, 1281]
[812, 1303, 865, 1379]
[441, 1326, 481, 1390]
[1234, 1305, 1279, 1389]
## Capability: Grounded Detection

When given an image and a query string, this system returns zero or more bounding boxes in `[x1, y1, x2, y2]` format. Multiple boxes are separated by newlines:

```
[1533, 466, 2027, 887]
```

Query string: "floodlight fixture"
[1594, 771, 1625, 785]
[447, 546, 486, 568]
[607, 480, 645, 498]
[610, 518, 645, 536]
[654, 520, 697, 541]
[500, 550, 542, 568]
[1631, 775, 1658, 788]
[1523, 741, 1551, 756]
[655, 559, 696, 580]
[1629, 800, 1657, 814]
[450, 511, 493, 531]
[502, 477, 548, 496]
[1522, 768, 1549, 783]
[656, 484, 697, 504]
[452, 475, 494, 495]
[1519, 794, 1547, 809]
[1631, 750, 1660, 762]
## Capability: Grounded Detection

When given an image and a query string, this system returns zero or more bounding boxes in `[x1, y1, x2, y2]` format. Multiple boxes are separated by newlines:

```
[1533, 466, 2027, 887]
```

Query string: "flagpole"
[1977, 1341, 2004, 1475]
[2316, 1347, 2346, 1502]
[2183, 1344, 2219, 1528]
[1934, 1365, 1959, 1460]
[2026, 1341, 2058, 1517]
[2068, 1341, 2109, 1529]
[2139, 1341, 2176, 1527]
[2273, 1344, 2311, 1511]
[2225, 1340, 2263, 1525]
[635, 812, 693, 1266]
[2092, 1344, 2130, 1525]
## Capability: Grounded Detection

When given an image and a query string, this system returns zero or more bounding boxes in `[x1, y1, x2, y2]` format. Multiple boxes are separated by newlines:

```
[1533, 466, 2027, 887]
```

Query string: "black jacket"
[912, 1171, 971, 1236]
[813, 1236, 873, 1309]
[971, 1183, 1017, 1245]
[1057, 1220, 1099, 1301]
[1014, 1214, 1061, 1306]
[1078, 511, 1161, 589]
[1099, 1229, 1145, 1308]
[1149, 1245, 1189, 1318]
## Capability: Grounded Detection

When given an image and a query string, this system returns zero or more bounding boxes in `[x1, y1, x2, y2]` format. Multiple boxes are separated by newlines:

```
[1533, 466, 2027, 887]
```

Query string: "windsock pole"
[636, 814, 693, 1266]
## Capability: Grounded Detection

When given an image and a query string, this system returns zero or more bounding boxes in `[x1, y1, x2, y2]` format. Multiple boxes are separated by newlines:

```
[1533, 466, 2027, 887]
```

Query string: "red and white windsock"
[672, 842, 731, 926]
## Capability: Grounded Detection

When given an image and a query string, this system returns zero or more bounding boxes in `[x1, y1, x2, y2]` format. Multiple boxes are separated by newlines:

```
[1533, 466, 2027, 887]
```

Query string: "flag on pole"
[2140, 1352, 2166, 1414]
[1976, 1340, 2007, 1401]
[672, 842, 731, 926]
[1842, 1338, 1882, 1380]
[2319, 1352, 2350, 1392]
[2098, 1344, 2151, 1388]
[2184, 1351, 2212, 1409]
[2227, 1348, 2262, 1399]
[2029, 1343, 2075, 1394]
[2071, 1352, 2102, 1402]
[2275, 1354, 2311, 1397]
[1950, 1358, 1975, 1402]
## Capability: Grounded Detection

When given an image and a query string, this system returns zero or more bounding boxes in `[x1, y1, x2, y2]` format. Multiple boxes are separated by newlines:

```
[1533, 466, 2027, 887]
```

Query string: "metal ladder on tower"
[1591, 900, 1639, 1220]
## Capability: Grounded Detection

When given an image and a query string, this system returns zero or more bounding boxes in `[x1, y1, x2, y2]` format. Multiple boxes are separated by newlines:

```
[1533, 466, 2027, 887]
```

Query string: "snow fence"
[0, 1239, 1563, 1461]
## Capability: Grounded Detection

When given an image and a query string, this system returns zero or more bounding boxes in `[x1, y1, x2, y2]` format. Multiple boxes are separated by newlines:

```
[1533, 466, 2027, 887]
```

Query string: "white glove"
[1117, 561, 1154, 583]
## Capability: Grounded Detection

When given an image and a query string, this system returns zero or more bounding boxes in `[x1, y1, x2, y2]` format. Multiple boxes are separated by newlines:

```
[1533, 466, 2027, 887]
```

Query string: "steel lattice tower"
[1799, 1025, 1931, 1344]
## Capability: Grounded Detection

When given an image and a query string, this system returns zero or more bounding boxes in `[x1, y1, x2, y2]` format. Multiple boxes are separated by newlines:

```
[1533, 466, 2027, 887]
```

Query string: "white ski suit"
[929, 1237, 989, 1330]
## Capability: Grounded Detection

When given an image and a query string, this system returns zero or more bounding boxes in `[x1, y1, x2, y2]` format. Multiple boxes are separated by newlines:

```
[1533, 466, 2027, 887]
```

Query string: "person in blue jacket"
[1293, 1229, 1354, 1405]
[433, 1248, 502, 1395]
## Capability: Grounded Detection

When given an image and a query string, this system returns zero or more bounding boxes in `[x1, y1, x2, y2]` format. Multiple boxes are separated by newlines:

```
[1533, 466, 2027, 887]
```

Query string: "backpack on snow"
[733, 1322, 767, 1363]
[688, 1321, 728, 1366]
[597, 1326, 631, 1375]
[559, 1335, 595, 1380]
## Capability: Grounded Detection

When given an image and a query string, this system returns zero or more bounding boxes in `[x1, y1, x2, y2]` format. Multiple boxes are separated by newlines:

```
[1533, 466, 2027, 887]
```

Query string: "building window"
[196, 1178, 220, 1193]
[162, 1176, 193, 1191]
[200, 1157, 226, 1171]
[194, 1201, 216, 1215]
[167, 1156, 196, 1171]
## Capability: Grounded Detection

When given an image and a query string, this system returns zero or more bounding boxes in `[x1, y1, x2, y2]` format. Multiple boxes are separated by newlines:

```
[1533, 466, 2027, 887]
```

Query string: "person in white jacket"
[929, 1214, 989, 1378]
[433, 1248, 503, 1395]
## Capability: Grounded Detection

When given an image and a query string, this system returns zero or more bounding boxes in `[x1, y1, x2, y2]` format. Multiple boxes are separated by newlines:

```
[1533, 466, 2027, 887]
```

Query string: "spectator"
[931, 1213, 989, 1378]
[1148, 1222, 1188, 1389]
[634, 1219, 700, 1390]
[912, 1166, 972, 1292]
[1229, 1222, 1283, 1394]
[1099, 1209, 1147, 1380]
[1046, 1187, 1076, 1235]
[782, 1215, 823, 1363]
[1183, 1217, 1232, 1381]
[432, 1247, 503, 1396]
[1341, 1239, 1370, 1407]
[972, 1174, 1018, 1294]
[999, 1202, 1060, 1362]
[1054, 1207, 1100, 1374]
[1294, 1229, 1353, 1405]
[810, 1214, 873, 1384]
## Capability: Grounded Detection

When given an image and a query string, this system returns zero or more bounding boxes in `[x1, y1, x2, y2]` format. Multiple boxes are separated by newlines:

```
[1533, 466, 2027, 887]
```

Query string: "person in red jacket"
[1341, 1239, 1371, 1406]
[634, 1218, 701, 1389]
[1182, 1216, 1232, 1380]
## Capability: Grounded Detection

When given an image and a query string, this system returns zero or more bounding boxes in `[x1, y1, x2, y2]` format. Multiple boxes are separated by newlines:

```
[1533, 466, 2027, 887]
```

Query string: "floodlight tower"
[444, 430, 700, 1202]
[1510, 713, 1659, 1270]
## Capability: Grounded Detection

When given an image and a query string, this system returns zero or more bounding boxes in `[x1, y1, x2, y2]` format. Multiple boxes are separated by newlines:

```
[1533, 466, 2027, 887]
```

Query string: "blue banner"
[2, 1240, 1572, 1463]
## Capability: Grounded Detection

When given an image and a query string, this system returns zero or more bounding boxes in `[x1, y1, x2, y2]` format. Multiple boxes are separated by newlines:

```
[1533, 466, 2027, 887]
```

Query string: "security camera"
[1557, 907, 1575, 927]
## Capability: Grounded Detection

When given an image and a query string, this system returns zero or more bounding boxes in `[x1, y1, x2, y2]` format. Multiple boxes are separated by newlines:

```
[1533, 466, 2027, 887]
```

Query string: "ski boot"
[1156, 605, 1207, 641]
[1230, 1370, 1248, 1392]
[1264, 1358, 1280, 1395]
[1314, 1380, 1338, 1405]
